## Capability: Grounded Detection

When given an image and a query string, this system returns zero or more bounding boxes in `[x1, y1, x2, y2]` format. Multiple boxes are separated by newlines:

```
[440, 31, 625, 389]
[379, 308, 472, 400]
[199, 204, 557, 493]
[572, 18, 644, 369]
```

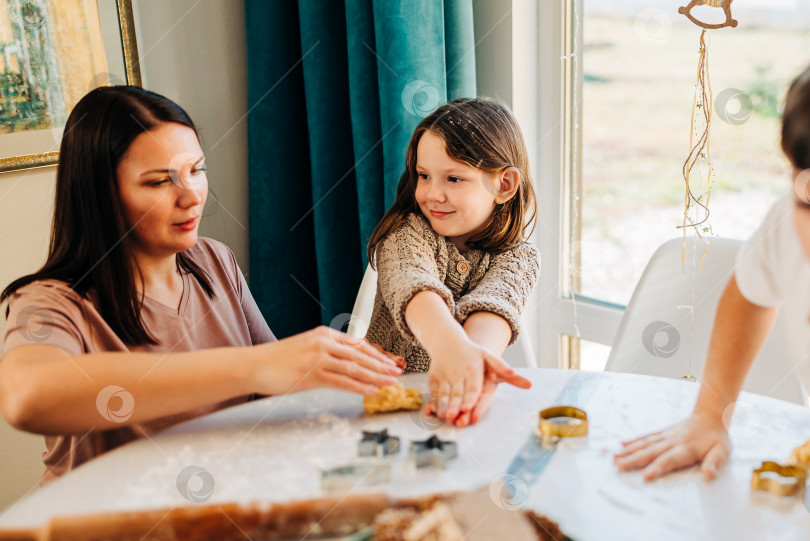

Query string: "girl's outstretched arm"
[613, 276, 778, 480]
[463, 311, 511, 354]
[371, 214, 535, 426]
[422, 310, 534, 427]
[405, 291, 529, 426]
[455, 312, 532, 426]
[439, 244, 538, 427]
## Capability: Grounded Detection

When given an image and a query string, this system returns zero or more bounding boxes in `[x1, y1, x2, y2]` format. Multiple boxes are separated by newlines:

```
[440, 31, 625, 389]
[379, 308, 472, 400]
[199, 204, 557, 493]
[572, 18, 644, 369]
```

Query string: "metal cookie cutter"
[751, 461, 807, 497]
[358, 429, 401, 458]
[321, 463, 391, 491]
[410, 435, 458, 469]
[537, 406, 589, 446]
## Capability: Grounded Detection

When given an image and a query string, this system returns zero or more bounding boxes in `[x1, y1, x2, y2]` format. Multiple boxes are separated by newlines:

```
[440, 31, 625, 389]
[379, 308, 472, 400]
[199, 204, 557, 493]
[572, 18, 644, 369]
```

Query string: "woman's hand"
[255, 326, 402, 396]
[427, 337, 530, 427]
[613, 412, 731, 481]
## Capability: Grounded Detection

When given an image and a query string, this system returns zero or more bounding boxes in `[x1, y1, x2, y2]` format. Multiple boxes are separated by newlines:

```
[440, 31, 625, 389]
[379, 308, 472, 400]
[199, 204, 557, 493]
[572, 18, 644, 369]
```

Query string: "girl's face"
[414, 131, 500, 251]
[117, 122, 207, 261]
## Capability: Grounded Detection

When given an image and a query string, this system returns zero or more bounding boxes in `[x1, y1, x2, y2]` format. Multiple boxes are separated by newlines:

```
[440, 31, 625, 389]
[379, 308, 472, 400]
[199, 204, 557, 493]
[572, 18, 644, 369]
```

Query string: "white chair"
[605, 237, 807, 405]
[348, 264, 537, 368]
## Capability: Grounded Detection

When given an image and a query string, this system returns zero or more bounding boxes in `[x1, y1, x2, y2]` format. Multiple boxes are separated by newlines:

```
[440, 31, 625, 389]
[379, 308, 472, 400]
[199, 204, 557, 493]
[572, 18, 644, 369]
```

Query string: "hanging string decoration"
[676, 0, 738, 382]
[676, 0, 738, 269]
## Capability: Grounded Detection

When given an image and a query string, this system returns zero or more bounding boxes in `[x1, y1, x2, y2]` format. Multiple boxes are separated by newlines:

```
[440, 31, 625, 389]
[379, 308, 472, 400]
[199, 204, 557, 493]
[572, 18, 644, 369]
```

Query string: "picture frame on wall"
[0, 0, 141, 173]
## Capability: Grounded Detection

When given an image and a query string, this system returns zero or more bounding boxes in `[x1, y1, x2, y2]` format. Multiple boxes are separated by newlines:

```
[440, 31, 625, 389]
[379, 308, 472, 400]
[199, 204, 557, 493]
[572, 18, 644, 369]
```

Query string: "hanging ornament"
[678, 0, 738, 30]
[677, 0, 738, 383]
[677, 0, 738, 266]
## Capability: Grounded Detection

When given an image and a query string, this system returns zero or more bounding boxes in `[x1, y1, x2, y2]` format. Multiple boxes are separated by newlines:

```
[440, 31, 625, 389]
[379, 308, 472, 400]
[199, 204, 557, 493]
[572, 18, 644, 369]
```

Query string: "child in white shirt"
[614, 66, 810, 481]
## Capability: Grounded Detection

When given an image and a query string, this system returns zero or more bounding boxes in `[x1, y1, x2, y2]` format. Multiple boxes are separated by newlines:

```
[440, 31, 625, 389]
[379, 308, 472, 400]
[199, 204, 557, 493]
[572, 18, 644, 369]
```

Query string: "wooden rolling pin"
[0, 493, 389, 541]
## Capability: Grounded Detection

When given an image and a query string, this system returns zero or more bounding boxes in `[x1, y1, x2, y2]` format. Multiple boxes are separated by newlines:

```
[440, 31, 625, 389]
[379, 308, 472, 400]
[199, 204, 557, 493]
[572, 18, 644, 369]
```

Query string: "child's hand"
[427, 337, 530, 426]
[369, 342, 406, 370]
[427, 335, 485, 425]
[613, 411, 731, 481]
[452, 359, 531, 427]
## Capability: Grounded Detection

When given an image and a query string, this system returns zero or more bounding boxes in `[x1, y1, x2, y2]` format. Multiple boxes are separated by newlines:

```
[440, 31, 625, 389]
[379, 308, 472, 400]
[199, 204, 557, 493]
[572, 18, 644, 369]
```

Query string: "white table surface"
[2, 368, 810, 541]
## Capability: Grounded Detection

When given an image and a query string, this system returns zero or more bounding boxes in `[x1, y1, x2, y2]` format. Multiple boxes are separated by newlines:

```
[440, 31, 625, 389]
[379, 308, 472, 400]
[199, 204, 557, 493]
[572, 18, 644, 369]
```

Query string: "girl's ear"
[494, 167, 520, 204]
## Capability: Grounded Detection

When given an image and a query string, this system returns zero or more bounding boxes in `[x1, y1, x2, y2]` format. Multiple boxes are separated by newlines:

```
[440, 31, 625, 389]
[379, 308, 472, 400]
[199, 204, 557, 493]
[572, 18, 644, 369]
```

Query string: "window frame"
[514, 0, 624, 369]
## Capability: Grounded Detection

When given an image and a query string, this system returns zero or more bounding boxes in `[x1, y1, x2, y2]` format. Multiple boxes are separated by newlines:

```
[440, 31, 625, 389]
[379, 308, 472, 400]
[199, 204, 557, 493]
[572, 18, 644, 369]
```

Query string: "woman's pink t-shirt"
[1, 238, 275, 484]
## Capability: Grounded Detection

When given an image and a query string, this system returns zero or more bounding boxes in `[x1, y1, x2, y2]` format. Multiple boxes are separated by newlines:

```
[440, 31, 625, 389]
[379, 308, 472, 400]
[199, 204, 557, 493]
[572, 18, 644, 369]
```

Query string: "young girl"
[614, 66, 810, 481]
[0, 86, 400, 484]
[365, 97, 539, 428]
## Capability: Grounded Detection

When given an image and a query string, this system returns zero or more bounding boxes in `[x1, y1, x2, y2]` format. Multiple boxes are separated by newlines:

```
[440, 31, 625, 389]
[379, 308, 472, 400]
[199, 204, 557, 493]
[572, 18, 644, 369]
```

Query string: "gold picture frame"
[0, 0, 141, 174]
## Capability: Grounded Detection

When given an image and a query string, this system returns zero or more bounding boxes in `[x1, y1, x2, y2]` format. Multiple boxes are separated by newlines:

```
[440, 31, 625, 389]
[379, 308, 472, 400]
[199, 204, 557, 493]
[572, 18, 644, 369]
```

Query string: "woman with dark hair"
[0, 86, 401, 484]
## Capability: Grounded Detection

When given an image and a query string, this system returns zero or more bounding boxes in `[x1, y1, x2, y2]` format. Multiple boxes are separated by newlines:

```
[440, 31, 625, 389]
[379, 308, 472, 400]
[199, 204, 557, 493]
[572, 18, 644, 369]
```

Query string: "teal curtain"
[245, 0, 476, 338]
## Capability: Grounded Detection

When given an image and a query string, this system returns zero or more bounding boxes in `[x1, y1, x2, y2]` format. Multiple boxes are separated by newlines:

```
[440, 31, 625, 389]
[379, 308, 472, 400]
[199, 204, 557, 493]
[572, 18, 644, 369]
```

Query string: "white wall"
[473, 0, 513, 106]
[0, 167, 55, 511]
[132, 0, 250, 273]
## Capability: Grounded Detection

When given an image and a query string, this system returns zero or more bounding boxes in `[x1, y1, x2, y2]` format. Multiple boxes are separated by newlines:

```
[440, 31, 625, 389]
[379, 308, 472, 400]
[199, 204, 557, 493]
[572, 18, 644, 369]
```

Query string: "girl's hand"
[256, 326, 402, 396]
[427, 337, 530, 426]
[451, 360, 531, 427]
[448, 378, 496, 428]
[369, 342, 406, 370]
[613, 412, 731, 481]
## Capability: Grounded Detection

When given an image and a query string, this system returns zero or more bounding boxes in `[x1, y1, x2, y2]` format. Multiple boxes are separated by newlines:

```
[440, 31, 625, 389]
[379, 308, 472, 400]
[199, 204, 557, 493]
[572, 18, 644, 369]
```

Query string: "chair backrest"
[348, 264, 537, 368]
[605, 237, 807, 405]
[347, 264, 377, 339]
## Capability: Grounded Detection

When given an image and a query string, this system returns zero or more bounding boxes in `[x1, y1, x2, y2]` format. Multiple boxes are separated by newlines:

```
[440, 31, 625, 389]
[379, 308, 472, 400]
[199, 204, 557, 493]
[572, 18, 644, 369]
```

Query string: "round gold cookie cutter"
[536, 406, 589, 445]
[751, 461, 807, 497]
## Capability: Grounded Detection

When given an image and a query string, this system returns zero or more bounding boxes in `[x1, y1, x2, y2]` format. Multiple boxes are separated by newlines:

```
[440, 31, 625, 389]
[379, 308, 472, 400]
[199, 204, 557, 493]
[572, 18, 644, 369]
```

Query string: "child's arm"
[456, 244, 540, 348]
[613, 276, 779, 480]
[405, 291, 528, 426]
[463, 312, 512, 352]
[422, 311, 514, 427]
[374, 216, 533, 426]
[450, 312, 513, 426]
[372, 216, 487, 423]
[423, 244, 539, 425]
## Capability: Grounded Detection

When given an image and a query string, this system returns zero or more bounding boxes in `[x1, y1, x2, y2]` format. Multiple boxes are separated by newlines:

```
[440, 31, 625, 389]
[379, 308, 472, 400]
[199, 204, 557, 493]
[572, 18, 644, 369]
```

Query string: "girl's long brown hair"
[1, 86, 213, 346]
[367, 97, 537, 267]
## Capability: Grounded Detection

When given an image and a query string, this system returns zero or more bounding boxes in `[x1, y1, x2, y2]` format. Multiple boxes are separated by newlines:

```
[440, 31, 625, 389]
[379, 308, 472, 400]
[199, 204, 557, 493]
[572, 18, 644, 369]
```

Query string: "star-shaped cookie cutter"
[358, 429, 401, 458]
[409, 435, 458, 469]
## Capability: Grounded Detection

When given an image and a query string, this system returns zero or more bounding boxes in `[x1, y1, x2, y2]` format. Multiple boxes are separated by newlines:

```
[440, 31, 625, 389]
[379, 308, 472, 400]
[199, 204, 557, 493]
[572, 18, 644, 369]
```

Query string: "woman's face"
[117, 122, 207, 260]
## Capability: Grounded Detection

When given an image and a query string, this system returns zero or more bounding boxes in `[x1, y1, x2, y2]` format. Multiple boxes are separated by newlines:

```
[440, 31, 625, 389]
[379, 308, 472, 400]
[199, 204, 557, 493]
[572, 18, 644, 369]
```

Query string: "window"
[524, 1, 810, 369]
[578, 338, 611, 372]
[579, 0, 809, 306]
